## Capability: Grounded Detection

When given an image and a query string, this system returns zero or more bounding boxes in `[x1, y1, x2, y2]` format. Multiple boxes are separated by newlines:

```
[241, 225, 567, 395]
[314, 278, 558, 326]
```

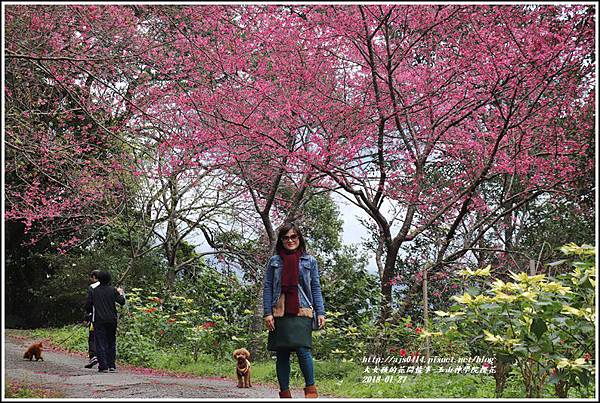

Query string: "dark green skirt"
[267, 315, 312, 351]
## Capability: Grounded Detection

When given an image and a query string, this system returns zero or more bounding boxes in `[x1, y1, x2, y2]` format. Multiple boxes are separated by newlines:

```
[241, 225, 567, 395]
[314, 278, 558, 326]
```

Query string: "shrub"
[434, 243, 595, 398]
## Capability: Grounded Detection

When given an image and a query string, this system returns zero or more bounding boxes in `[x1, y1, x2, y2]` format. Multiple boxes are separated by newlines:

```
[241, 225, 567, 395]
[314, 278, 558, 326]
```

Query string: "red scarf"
[279, 249, 301, 315]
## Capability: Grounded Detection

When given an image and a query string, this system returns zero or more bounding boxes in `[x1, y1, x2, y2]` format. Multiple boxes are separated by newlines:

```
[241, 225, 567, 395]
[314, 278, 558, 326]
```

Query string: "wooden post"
[422, 264, 430, 363]
[529, 259, 536, 276]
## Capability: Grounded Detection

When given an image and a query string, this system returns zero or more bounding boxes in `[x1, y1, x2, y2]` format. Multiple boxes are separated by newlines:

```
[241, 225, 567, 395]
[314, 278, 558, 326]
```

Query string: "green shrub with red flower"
[117, 267, 255, 364]
[116, 289, 194, 365]
[171, 267, 256, 359]
[118, 288, 246, 364]
[313, 311, 428, 361]
[365, 317, 427, 360]
[312, 311, 361, 359]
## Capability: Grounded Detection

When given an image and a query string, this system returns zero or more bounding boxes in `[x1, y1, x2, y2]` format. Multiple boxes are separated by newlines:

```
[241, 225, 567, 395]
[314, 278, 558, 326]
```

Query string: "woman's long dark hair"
[275, 222, 306, 254]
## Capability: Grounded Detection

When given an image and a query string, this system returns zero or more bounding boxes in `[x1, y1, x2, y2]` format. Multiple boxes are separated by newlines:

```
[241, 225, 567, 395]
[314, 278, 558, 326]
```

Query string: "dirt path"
[4, 331, 318, 399]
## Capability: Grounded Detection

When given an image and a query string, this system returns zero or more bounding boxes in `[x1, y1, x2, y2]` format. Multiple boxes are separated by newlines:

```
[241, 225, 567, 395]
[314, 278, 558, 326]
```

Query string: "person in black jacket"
[85, 270, 125, 373]
[84, 270, 101, 368]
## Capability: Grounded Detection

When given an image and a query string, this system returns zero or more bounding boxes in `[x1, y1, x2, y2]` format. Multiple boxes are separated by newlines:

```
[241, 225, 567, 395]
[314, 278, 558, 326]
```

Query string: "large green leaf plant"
[434, 244, 595, 398]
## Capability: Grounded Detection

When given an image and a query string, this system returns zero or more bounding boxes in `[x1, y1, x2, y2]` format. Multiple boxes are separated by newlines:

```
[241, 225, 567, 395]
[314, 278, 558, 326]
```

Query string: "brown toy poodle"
[232, 348, 252, 388]
[23, 342, 44, 361]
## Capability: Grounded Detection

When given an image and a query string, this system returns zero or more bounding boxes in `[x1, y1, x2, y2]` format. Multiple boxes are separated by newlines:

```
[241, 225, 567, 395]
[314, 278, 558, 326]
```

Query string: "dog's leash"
[54, 322, 86, 346]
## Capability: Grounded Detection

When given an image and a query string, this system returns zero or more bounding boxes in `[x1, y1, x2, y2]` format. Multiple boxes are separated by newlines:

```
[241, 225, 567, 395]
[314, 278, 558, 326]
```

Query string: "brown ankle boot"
[279, 390, 292, 398]
[304, 385, 318, 398]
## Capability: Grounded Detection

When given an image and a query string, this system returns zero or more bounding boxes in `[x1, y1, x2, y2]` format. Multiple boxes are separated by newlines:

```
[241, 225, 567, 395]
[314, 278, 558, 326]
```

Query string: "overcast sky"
[332, 192, 378, 274]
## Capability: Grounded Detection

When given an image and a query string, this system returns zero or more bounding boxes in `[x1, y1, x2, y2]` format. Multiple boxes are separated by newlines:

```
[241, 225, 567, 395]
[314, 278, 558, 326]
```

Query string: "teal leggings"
[276, 348, 315, 391]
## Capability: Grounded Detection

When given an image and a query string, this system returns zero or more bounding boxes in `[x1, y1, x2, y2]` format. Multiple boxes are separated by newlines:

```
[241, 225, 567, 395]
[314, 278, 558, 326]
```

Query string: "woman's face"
[281, 229, 300, 252]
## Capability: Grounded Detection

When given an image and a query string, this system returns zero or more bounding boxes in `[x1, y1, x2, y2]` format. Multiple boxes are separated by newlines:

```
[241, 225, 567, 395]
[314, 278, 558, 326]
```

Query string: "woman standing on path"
[85, 270, 126, 373]
[263, 223, 326, 398]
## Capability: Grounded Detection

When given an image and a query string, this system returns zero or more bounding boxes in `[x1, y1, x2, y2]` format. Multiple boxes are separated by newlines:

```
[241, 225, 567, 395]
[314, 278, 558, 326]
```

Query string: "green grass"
[148, 350, 237, 377]
[20, 326, 596, 398]
[30, 324, 89, 352]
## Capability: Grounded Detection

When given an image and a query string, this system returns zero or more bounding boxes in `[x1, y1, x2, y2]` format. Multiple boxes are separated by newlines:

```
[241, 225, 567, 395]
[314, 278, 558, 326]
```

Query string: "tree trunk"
[555, 379, 569, 398]
[493, 359, 511, 397]
[249, 247, 269, 359]
[249, 279, 266, 358]
[379, 242, 401, 323]
[166, 265, 176, 291]
[250, 236, 275, 359]
[165, 237, 177, 290]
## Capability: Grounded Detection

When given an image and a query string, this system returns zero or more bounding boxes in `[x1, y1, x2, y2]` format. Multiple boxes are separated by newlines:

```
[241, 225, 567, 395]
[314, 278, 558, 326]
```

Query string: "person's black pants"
[88, 326, 96, 359]
[93, 321, 117, 370]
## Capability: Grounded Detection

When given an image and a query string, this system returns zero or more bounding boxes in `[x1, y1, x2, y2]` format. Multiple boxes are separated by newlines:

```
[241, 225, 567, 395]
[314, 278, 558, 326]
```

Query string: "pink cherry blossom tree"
[290, 4, 595, 320]
[5, 5, 594, 325]
[5, 5, 153, 250]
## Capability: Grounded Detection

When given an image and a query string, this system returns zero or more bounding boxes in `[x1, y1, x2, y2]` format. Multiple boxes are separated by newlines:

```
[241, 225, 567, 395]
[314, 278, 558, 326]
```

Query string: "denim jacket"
[263, 253, 325, 318]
